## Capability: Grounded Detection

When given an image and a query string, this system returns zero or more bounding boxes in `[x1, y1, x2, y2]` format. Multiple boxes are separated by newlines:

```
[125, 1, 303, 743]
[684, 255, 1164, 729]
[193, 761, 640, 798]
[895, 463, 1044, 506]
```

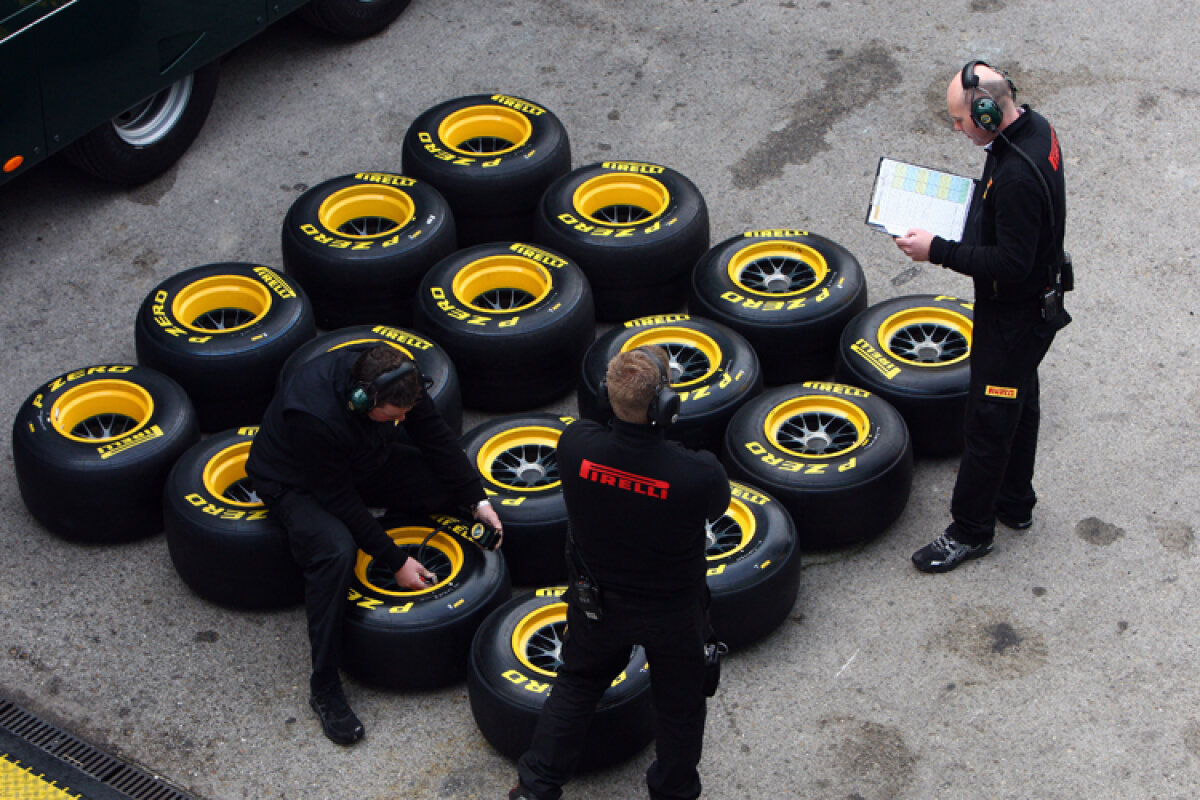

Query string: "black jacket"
[246, 348, 484, 571]
[557, 418, 730, 600]
[930, 106, 1066, 302]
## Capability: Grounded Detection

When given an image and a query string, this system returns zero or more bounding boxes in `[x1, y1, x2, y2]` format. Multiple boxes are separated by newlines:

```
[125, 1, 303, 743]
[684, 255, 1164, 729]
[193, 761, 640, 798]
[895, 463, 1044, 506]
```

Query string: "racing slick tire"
[461, 413, 575, 586]
[277, 324, 463, 435]
[163, 426, 304, 610]
[467, 587, 655, 769]
[412, 242, 594, 411]
[63, 63, 220, 186]
[688, 229, 868, 384]
[706, 480, 802, 651]
[577, 314, 762, 453]
[402, 94, 571, 245]
[721, 382, 913, 550]
[298, 0, 412, 38]
[533, 160, 710, 321]
[834, 294, 974, 456]
[280, 172, 456, 329]
[134, 262, 316, 432]
[342, 513, 511, 690]
[12, 364, 200, 543]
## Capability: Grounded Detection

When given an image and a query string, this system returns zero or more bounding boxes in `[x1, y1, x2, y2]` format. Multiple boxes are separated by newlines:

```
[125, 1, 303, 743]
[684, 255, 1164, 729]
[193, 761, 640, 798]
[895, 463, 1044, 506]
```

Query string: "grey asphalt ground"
[2, 1, 1198, 798]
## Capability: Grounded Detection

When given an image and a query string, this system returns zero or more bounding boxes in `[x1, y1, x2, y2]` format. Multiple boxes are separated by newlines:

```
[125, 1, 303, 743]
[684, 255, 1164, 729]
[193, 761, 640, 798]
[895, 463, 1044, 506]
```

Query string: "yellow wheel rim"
[764, 394, 869, 459]
[317, 184, 415, 238]
[476, 425, 563, 492]
[202, 441, 261, 507]
[727, 240, 828, 297]
[512, 602, 568, 677]
[706, 496, 756, 562]
[50, 379, 153, 442]
[172, 275, 272, 334]
[354, 526, 464, 596]
[438, 105, 532, 156]
[877, 307, 973, 367]
[571, 173, 669, 226]
[451, 255, 552, 313]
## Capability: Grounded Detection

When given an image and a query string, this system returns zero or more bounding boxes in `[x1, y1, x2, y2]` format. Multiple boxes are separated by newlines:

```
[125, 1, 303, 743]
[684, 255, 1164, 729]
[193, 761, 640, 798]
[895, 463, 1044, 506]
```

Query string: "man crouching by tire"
[509, 348, 730, 800]
[246, 343, 503, 745]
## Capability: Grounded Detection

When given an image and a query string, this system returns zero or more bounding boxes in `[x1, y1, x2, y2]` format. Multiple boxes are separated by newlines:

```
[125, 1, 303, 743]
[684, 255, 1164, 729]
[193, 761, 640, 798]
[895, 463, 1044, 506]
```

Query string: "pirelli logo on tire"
[849, 338, 901, 380]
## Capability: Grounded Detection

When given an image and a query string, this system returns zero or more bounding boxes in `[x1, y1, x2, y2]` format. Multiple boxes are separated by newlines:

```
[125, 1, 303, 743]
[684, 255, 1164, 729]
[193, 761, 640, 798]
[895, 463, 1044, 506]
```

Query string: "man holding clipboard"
[888, 60, 1070, 573]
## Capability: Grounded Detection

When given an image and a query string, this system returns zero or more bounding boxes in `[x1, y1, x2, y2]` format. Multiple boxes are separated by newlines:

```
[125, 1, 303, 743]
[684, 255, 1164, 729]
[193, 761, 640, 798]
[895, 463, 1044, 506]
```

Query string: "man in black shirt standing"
[510, 348, 730, 800]
[896, 60, 1069, 572]
[246, 344, 503, 744]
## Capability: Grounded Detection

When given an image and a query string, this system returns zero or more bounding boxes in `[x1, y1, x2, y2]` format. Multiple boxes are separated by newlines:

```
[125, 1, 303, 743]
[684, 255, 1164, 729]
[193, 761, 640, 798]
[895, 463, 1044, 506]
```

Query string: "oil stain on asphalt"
[934, 605, 1048, 681]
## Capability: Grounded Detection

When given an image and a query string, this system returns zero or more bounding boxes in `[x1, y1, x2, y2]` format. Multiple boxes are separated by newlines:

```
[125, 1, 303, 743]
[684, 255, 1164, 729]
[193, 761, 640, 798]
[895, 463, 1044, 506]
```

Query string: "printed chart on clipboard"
[866, 157, 977, 241]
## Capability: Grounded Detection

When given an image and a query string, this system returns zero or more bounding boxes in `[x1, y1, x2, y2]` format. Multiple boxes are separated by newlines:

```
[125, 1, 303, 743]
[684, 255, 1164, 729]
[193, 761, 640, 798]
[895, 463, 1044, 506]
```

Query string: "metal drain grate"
[0, 697, 198, 800]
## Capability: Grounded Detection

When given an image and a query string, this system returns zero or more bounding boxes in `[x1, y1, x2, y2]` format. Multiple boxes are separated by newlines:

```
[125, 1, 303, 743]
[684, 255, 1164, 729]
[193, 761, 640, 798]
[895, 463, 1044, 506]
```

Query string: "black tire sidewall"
[721, 382, 914, 550]
[834, 294, 974, 455]
[461, 413, 575, 585]
[12, 365, 199, 543]
[163, 426, 303, 609]
[533, 161, 709, 320]
[280, 172, 456, 329]
[134, 262, 316, 431]
[413, 242, 595, 411]
[342, 513, 511, 690]
[467, 588, 654, 769]
[706, 480, 802, 651]
[688, 229, 869, 383]
[402, 94, 571, 217]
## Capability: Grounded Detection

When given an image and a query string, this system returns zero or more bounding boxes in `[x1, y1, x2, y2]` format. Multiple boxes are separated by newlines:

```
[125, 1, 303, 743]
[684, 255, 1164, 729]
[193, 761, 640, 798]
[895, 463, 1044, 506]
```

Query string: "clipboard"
[866, 157, 976, 241]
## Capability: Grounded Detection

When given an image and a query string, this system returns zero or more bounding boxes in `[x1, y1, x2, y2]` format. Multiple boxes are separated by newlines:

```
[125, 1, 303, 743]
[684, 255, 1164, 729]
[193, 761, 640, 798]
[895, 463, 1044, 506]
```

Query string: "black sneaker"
[911, 533, 993, 573]
[508, 784, 539, 800]
[996, 511, 1033, 530]
[309, 685, 364, 745]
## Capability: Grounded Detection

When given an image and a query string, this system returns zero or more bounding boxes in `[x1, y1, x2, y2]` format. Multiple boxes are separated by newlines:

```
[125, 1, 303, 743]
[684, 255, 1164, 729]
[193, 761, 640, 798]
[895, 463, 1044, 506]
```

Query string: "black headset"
[347, 359, 427, 413]
[597, 347, 681, 428]
[960, 59, 1017, 133]
[960, 60, 1057, 232]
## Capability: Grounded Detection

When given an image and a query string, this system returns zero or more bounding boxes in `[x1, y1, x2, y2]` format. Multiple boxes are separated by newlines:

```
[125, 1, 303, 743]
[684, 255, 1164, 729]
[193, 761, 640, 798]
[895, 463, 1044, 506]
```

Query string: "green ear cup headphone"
[961, 59, 1016, 133]
[347, 360, 421, 413]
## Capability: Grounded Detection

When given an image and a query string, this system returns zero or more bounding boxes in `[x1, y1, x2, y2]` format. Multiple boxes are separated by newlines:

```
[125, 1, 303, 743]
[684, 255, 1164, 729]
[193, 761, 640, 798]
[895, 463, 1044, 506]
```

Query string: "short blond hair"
[606, 347, 669, 423]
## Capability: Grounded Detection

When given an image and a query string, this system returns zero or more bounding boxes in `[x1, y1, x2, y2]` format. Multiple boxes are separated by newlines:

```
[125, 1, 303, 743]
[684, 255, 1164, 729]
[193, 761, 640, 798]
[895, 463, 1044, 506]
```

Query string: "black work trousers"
[949, 301, 1057, 545]
[262, 444, 454, 693]
[517, 586, 709, 800]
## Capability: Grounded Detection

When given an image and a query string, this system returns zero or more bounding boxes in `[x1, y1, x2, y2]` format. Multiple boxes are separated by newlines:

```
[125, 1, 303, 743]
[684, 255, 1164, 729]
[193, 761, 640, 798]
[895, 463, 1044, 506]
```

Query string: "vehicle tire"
[467, 587, 654, 769]
[721, 382, 913, 551]
[687, 229, 869, 384]
[298, 0, 412, 38]
[461, 414, 575, 586]
[412, 242, 594, 411]
[532, 160, 710, 321]
[134, 262, 316, 432]
[280, 172, 456, 329]
[706, 480, 802, 651]
[577, 314, 762, 453]
[62, 63, 220, 186]
[402, 94, 571, 246]
[342, 513, 511, 690]
[277, 324, 463, 434]
[834, 294, 973, 456]
[12, 365, 199, 543]
[163, 426, 303, 610]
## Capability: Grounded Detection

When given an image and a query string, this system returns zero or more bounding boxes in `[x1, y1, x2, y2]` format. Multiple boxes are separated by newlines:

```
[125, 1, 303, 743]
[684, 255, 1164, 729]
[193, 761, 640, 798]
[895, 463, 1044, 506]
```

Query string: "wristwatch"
[471, 499, 491, 512]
